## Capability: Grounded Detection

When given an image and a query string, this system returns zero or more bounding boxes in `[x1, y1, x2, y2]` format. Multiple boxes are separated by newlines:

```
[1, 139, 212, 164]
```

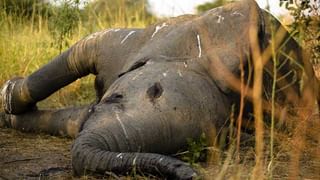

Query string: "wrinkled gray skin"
[1, 0, 318, 179]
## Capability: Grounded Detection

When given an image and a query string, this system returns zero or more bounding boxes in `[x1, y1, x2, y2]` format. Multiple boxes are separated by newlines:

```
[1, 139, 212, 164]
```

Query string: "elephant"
[1, 0, 318, 179]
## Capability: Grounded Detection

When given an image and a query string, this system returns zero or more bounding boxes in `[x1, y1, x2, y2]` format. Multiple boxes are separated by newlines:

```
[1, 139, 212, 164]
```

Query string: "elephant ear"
[195, 0, 265, 93]
[259, 9, 312, 103]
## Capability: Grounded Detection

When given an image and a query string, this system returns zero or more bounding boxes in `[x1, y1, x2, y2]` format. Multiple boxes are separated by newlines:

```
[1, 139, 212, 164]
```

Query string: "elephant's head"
[71, 58, 231, 179]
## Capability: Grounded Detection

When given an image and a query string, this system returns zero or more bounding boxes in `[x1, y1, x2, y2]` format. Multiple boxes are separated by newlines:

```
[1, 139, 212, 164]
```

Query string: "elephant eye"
[147, 82, 163, 102]
[104, 93, 123, 104]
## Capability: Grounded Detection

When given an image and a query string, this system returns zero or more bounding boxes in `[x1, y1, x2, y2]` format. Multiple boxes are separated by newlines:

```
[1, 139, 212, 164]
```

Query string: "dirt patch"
[0, 128, 153, 180]
[0, 128, 73, 179]
[0, 125, 319, 180]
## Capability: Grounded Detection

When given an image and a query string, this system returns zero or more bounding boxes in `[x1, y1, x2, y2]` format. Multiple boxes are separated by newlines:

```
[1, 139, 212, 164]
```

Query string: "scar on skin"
[132, 72, 143, 80]
[217, 15, 225, 23]
[132, 156, 137, 166]
[151, 23, 168, 39]
[121, 31, 136, 44]
[115, 112, 130, 143]
[184, 62, 188, 68]
[231, 11, 244, 17]
[8, 81, 16, 113]
[1, 80, 16, 113]
[116, 153, 123, 158]
[1, 80, 10, 109]
[197, 34, 202, 58]
[85, 28, 121, 41]
[163, 72, 167, 77]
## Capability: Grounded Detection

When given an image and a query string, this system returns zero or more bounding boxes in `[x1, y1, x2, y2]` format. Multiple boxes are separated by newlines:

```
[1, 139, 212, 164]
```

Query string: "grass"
[0, 1, 319, 179]
[0, 1, 155, 108]
[0, 12, 86, 108]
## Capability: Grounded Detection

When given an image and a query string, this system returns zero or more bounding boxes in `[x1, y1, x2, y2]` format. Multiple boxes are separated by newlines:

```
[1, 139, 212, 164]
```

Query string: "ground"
[0, 115, 319, 179]
[1, 126, 319, 180]
[0, 128, 159, 179]
[0, 128, 74, 179]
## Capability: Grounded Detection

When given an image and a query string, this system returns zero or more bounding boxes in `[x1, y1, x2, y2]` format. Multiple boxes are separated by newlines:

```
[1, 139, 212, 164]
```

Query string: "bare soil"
[0, 128, 156, 180]
[0, 128, 74, 179]
[0, 123, 319, 180]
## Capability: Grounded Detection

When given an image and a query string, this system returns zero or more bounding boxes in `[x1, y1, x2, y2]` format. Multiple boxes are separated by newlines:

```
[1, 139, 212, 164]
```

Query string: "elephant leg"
[1, 36, 98, 115]
[0, 105, 93, 138]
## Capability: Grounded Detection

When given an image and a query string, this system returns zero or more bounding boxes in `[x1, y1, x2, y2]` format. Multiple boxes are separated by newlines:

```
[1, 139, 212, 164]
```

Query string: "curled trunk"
[71, 131, 198, 180]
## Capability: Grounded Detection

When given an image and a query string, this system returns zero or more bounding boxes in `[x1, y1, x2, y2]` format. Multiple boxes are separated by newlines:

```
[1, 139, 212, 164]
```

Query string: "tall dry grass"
[0, 0, 319, 179]
[201, 2, 320, 179]
[0, 0, 155, 108]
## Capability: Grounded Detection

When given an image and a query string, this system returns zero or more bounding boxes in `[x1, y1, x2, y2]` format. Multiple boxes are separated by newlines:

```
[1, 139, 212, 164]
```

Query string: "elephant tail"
[71, 131, 198, 180]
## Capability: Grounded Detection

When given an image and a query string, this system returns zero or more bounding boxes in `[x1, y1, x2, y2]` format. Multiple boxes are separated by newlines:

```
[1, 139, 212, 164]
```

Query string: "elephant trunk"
[71, 131, 197, 180]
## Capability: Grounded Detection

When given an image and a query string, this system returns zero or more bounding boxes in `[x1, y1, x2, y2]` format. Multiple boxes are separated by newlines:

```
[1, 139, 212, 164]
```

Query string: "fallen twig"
[2, 157, 41, 164]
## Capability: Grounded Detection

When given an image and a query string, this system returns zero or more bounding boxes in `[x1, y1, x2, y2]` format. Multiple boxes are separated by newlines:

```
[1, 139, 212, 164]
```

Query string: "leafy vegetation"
[281, 0, 320, 68]
[49, 0, 81, 53]
[181, 133, 208, 166]
[0, 0, 51, 18]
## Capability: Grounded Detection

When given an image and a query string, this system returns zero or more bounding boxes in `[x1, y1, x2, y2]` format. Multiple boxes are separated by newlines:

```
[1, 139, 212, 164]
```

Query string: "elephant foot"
[1, 77, 36, 114]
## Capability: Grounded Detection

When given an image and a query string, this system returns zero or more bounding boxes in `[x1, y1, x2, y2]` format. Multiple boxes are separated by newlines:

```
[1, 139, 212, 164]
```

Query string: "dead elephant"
[1, 0, 318, 179]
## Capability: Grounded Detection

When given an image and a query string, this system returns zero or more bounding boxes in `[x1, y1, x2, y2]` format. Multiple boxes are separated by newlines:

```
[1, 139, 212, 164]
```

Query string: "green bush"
[0, 0, 52, 18]
[281, 0, 320, 65]
[49, 0, 81, 53]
